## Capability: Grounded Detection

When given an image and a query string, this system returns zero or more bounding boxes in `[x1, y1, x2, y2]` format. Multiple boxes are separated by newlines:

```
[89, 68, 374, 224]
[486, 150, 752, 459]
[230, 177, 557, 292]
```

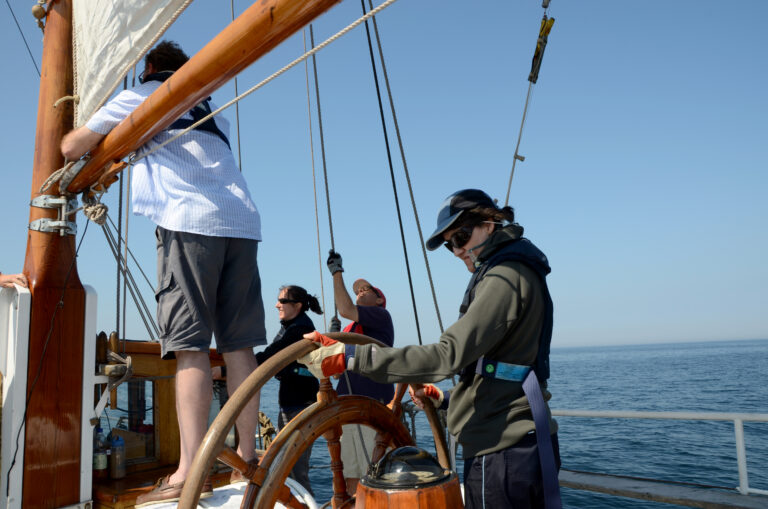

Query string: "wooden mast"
[64, 0, 342, 194]
[22, 0, 85, 507]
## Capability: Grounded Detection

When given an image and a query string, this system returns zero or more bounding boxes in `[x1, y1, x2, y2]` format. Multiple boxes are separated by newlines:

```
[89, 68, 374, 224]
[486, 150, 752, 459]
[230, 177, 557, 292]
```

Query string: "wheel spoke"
[323, 423, 351, 508]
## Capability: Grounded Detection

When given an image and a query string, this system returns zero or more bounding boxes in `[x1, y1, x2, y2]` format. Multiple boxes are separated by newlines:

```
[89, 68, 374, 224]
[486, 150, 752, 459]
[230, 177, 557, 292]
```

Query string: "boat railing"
[551, 408, 768, 497]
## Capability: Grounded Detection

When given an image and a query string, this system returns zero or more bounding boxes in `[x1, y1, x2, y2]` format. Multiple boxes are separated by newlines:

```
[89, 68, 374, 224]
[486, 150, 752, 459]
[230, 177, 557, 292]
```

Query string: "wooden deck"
[560, 469, 768, 509]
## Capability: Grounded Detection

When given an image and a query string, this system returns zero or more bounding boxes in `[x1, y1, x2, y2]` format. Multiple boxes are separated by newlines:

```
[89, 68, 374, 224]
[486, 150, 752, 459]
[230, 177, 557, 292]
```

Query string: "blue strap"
[522, 370, 562, 509]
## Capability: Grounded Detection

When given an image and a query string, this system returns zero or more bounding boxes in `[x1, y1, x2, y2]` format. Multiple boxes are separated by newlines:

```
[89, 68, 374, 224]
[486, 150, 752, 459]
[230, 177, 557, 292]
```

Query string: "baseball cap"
[353, 278, 386, 308]
[426, 189, 497, 250]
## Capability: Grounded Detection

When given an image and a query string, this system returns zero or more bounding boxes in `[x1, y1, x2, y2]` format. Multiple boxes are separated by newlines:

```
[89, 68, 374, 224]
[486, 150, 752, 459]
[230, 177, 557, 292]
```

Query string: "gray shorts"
[155, 226, 267, 359]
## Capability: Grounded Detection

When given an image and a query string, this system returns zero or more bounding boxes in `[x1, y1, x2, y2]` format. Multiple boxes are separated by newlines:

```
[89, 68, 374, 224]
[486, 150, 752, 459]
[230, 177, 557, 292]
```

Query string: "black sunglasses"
[443, 224, 477, 252]
[278, 298, 299, 304]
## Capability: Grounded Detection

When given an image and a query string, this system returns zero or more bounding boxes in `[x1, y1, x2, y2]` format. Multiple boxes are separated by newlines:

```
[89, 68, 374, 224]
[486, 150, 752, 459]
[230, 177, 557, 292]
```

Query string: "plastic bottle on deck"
[110, 435, 126, 479]
[93, 427, 108, 479]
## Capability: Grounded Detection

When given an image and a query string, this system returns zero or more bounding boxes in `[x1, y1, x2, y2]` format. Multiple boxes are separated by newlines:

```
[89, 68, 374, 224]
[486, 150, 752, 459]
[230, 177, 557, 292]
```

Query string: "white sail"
[72, 0, 193, 126]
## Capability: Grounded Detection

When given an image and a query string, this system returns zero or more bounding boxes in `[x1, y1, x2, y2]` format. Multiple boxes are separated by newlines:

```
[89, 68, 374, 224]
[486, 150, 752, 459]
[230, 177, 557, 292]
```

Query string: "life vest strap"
[473, 356, 531, 382]
[293, 366, 314, 377]
[473, 357, 563, 507]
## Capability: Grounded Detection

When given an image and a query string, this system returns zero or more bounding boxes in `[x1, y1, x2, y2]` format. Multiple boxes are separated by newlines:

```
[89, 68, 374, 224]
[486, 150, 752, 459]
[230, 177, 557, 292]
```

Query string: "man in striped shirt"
[62, 41, 266, 506]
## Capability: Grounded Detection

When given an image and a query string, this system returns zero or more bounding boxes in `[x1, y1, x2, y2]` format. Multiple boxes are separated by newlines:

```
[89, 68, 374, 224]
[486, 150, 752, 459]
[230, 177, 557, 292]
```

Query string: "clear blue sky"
[1, 0, 766, 348]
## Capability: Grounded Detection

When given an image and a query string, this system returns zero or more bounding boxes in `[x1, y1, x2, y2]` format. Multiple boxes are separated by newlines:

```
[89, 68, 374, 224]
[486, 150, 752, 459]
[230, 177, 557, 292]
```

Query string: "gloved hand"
[408, 384, 444, 409]
[326, 250, 344, 275]
[329, 316, 341, 332]
[298, 331, 347, 378]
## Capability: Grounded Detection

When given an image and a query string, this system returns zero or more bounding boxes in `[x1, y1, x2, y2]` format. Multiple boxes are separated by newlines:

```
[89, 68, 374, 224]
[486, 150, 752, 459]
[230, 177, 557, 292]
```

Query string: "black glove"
[329, 316, 341, 332]
[327, 250, 344, 275]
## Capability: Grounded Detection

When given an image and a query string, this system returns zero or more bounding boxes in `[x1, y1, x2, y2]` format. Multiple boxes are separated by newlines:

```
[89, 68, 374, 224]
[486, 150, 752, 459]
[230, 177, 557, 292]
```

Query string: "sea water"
[294, 339, 768, 507]
[103, 339, 768, 507]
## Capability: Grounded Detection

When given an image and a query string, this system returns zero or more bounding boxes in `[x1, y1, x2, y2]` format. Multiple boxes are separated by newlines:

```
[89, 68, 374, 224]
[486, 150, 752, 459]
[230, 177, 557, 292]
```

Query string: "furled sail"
[72, 0, 193, 126]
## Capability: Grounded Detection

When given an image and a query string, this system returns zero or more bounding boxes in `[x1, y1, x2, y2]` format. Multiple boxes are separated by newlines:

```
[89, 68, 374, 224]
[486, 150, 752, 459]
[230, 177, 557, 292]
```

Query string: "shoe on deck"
[134, 475, 213, 508]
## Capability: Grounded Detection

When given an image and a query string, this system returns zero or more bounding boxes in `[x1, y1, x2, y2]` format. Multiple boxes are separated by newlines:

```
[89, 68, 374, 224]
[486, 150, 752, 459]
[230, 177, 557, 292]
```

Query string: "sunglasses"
[277, 298, 299, 304]
[443, 224, 477, 252]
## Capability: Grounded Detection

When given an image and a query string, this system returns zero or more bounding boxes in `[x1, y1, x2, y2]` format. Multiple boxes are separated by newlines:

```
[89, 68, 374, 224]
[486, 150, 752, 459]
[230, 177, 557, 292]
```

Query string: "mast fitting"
[29, 195, 78, 236]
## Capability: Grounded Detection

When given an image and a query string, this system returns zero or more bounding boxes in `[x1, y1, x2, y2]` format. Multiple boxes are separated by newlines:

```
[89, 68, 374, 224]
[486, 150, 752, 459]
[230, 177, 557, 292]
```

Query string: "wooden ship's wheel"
[178, 333, 452, 509]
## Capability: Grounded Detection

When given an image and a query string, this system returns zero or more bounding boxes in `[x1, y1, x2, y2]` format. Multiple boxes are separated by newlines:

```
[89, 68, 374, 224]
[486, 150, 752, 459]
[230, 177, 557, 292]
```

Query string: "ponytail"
[306, 294, 323, 315]
[279, 284, 323, 315]
[463, 205, 515, 227]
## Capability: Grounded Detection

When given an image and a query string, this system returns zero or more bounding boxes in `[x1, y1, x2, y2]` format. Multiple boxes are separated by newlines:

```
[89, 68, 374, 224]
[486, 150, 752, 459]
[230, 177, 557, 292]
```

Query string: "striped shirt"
[86, 81, 261, 240]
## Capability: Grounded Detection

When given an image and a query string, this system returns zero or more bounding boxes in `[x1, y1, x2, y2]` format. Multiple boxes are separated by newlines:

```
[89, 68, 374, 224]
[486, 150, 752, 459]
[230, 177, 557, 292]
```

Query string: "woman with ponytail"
[252, 285, 323, 494]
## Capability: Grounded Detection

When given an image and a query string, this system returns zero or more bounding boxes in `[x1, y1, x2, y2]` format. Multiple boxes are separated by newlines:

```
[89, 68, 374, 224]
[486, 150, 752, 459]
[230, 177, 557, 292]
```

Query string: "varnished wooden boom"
[64, 0, 341, 194]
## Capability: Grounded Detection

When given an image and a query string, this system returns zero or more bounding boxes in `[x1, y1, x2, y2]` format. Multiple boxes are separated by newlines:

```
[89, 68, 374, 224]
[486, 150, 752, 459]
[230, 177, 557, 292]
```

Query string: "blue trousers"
[463, 433, 561, 509]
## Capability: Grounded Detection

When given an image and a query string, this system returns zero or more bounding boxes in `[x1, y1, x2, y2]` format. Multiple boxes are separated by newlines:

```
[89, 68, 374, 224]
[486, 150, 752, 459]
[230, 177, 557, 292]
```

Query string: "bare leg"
[223, 348, 260, 462]
[170, 350, 212, 485]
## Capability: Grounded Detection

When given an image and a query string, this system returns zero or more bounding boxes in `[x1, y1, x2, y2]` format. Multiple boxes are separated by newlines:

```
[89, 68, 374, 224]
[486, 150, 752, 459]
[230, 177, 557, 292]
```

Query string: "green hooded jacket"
[350, 224, 557, 457]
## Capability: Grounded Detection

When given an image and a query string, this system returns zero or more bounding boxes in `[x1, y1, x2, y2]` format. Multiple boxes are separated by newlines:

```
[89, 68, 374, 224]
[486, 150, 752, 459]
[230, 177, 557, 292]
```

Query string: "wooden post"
[21, 0, 86, 506]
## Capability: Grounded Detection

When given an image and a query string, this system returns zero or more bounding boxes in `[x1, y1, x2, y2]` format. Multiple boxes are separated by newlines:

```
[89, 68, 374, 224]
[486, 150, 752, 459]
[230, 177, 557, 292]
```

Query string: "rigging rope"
[364, 0, 458, 464]
[230, 0, 244, 171]
[309, 25, 335, 255]
[4, 0, 40, 76]
[130, 0, 402, 166]
[359, 0, 423, 345]
[303, 28, 329, 332]
[307, 24, 373, 464]
[364, 0, 445, 334]
[39, 162, 73, 193]
[308, 25, 338, 321]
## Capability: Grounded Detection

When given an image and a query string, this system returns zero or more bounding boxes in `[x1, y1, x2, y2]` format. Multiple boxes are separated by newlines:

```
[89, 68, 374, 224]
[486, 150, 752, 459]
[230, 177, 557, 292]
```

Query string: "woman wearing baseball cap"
[300, 189, 561, 509]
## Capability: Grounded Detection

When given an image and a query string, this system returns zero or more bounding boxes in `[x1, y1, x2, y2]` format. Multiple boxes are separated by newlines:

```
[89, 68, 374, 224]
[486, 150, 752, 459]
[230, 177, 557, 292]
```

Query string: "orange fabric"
[423, 384, 442, 401]
[320, 352, 346, 377]
[308, 331, 339, 347]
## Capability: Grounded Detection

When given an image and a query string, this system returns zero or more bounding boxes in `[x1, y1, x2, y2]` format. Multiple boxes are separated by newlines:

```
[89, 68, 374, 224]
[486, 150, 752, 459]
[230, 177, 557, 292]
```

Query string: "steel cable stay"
[103, 214, 156, 294]
[503, 1, 555, 206]
[99, 215, 160, 340]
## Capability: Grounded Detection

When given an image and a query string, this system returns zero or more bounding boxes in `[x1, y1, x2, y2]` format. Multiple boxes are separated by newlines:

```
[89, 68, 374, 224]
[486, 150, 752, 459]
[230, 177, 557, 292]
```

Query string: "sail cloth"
[72, 0, 193, 127]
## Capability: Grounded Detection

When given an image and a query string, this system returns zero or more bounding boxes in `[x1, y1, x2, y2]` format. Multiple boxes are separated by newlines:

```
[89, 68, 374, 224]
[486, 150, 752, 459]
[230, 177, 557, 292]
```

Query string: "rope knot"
[84, 202, 108, 225]
[83, 186, 108, 225]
